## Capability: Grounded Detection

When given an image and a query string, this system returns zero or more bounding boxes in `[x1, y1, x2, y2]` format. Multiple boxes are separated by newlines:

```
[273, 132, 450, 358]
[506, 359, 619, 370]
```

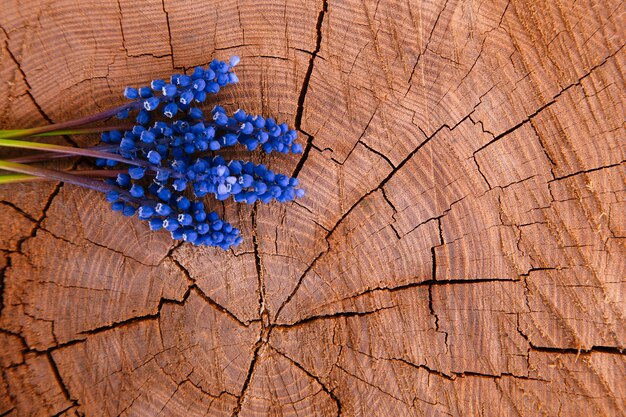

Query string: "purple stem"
[0, 138, 182, 178]
[7, 144, 120, 164]
[6, 102, 142, 138]
[0, 160, 148, 205]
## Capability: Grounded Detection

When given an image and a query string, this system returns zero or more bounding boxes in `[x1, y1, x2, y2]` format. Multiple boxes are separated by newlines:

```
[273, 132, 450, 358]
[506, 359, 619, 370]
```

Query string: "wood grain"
[1, 0, 624, 415]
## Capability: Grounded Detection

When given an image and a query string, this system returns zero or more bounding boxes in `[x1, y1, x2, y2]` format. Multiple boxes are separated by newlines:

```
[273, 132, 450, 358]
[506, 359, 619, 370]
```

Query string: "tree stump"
[1, 0, 624, 415]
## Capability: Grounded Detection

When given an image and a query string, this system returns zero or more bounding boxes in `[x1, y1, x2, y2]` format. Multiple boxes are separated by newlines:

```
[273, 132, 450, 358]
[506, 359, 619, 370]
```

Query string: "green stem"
[4, 123, 133, 163]
[1, 125, 131, 163]
[0, 173, 42, 183]
[0, 102, 141, 139]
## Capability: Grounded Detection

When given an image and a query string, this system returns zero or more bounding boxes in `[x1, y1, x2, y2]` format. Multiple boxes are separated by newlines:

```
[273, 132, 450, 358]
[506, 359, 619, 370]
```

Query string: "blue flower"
[162, 84, 177, 97]
[144, 97, 160, 111]
[122, 205, 136, 217]
[124, 87, 139, 99]
[106, 190, 120, 203]
[147, 150, 161, 164]
[151, 79, 166, 91]
[95, 56, 303, 249]
[155, 203, 172, 216]
[149, 218, 164, 230]
[137, 205, 155, 219]
[229, 56, 241, 67]
[111, 201, 125, 211]
[128, 166, 146, 180]
[140, 130, 155, 143]
[163, 102, 178, 118]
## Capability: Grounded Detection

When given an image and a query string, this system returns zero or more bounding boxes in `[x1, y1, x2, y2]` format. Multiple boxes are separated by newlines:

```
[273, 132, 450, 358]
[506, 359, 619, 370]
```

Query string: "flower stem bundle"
[0, 56, 304, 249]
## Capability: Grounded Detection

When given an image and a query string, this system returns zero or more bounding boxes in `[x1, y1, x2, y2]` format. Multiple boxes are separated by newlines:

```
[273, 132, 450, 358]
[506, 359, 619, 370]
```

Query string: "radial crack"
[270, 346, 342, 416]
[292, 0, 329, 178]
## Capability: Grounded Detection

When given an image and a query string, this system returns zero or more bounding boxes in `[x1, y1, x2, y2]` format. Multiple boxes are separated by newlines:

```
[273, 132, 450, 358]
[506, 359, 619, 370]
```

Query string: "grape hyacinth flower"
[0, 56, 305, 250]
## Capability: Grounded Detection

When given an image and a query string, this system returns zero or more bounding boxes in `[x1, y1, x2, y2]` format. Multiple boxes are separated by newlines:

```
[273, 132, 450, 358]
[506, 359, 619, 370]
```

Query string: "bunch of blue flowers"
[0, 56, 304, 250]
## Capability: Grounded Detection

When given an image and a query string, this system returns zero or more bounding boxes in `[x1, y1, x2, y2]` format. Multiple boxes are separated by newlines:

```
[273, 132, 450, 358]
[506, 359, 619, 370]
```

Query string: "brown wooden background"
[1, 0, 624, 415]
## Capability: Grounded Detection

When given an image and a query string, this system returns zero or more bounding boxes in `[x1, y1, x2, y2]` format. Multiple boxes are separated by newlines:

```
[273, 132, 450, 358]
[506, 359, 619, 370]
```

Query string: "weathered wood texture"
[1, 0, 624, 415]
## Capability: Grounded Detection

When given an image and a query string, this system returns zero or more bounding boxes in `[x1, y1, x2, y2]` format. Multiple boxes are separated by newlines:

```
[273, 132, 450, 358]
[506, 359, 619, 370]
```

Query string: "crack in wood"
[2, 34, 53, 126]
[2, 30, 82, 148]
[46, 352, 80, 413]
[291, 0, 328, 178]
[335, 362, 410, 405]
[274, 306, 394, 329]
[81, 236, 157, 267]
[169, 248, 260, 327]
[473, 155, 492, 189]
[408, 0, 450, 85]
[0, 181, 64, 317]
[230, 341, 264, 417]
[160, 0, 175, 69]
[274, 278, 522, 328]
[428, 284, 448, 349]
[270, 346, 342, 416]
[250, 204, 267, 326]
[275, 115, 470, 322]
[471, 45, 624, 156]
[548, 160, 626, 183]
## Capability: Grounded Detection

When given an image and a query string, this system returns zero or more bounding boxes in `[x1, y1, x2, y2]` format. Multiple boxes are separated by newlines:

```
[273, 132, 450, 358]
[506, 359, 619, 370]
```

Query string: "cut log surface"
[0, 0, 624, 415]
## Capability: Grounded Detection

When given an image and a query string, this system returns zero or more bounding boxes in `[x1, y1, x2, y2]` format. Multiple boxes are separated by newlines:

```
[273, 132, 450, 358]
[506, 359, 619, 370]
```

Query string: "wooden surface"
[1, 0, 625, 415]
